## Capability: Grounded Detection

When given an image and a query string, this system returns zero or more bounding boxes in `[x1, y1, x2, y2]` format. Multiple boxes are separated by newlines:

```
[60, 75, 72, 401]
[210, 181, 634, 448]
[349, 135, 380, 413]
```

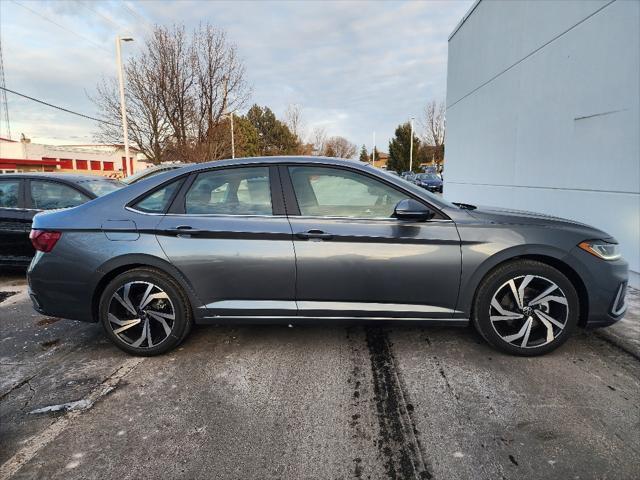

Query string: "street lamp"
[409, 117, 414, 172]
[116, 36, 133, 175]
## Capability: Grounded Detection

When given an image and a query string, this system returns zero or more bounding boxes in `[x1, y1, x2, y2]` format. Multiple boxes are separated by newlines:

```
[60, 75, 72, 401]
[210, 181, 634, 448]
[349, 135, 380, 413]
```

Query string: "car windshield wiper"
[453, 202, 477, 210]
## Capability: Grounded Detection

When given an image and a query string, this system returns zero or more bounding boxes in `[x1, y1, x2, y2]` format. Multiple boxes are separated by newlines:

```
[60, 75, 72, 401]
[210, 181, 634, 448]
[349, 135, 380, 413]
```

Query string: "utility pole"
[116, 36, 133, 175]
[372, 131, 376, 167]
[223, 75, 235, 159]
[0, 40, 11, 140]
[409, 117, 414, 172]
[230, 112, 235, 159]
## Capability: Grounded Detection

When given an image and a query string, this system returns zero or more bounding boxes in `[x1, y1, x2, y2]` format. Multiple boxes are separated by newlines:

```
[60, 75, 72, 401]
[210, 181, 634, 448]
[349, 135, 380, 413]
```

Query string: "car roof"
[179, 156, 375, 174]
[0, 172, 120, 183]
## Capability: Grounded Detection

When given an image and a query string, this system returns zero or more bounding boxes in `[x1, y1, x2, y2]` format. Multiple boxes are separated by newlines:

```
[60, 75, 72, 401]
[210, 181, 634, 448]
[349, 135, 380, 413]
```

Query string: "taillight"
[29, 230, 62, 253]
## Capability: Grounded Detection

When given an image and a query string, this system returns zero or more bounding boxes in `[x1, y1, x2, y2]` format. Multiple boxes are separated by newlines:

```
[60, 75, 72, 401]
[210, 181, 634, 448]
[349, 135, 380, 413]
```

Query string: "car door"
[0, 178, 32, 265]
[282, 164, 462, 319]
[153, 165, 297, 318]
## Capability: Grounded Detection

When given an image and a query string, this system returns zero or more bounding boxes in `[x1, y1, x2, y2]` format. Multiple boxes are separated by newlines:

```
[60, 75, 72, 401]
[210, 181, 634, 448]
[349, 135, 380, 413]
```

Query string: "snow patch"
[28, 399, 92, 415]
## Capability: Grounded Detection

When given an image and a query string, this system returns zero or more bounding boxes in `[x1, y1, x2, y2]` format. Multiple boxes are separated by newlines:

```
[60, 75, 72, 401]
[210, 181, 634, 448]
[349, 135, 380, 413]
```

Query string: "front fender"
[456, 242, 582, 316]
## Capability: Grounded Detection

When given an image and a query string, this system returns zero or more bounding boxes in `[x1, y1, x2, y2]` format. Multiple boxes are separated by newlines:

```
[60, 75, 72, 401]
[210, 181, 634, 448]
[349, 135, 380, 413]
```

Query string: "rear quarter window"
[131, 178, 184, 213]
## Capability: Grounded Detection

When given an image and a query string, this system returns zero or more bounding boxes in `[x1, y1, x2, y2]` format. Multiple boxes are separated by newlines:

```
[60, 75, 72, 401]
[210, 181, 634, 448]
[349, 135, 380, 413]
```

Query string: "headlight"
[578, 240, 621, 261]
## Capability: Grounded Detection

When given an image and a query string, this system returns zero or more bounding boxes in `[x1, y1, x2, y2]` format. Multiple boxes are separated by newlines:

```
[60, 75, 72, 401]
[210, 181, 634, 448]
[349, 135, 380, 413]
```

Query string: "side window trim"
[280, 164, 448, 220]
[277, 165, 300, 216]
[167, 174, 196, 214]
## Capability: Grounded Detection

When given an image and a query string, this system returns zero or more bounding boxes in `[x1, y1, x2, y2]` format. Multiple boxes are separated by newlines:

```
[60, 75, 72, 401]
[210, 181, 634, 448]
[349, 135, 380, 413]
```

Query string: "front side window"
[132, 178, 184, 213]
[184, 167, 272, 215]
[30, 180, 89, 210]
[0, 180, 20, 208]
[288, 166, 410, 218]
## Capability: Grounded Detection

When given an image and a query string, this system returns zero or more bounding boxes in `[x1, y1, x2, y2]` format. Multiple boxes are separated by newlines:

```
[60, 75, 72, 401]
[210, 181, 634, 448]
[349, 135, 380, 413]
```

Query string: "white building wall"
[445, 0, 640, 287]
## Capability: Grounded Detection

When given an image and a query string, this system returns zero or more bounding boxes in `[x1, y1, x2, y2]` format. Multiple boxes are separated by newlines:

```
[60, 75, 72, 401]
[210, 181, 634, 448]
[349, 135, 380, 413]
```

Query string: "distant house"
[0, 136, 145, 177]
[372, 151, 389, 169]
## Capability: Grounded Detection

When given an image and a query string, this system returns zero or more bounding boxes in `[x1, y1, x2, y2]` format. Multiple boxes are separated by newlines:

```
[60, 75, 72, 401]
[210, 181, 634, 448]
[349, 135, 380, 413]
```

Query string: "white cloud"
[1, 0, 473, 149]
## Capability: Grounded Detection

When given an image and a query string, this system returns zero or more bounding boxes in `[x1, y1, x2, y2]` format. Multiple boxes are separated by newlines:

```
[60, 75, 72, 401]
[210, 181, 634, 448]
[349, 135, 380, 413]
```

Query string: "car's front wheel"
[473, 260, 579, 356]
[99, 267, 192, 356]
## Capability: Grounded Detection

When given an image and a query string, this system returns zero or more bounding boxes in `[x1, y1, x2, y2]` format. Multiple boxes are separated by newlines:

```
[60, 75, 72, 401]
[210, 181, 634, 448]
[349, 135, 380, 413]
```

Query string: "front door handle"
[296, 229, 333, 240]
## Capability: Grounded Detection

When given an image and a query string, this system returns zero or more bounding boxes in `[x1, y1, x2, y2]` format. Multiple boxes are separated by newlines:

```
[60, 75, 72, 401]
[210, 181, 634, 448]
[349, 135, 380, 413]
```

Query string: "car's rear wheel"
[473, 260, 579, 356]
[99, 267, 192, 356]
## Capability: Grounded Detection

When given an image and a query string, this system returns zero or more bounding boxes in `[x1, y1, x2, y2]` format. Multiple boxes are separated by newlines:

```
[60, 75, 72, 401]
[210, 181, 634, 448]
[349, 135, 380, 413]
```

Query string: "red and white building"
[0, 137, 149, 178]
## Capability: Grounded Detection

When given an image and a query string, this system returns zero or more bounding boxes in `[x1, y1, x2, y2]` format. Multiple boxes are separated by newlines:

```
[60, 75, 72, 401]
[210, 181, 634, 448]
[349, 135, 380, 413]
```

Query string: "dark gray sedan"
[27, 157, 628, 356]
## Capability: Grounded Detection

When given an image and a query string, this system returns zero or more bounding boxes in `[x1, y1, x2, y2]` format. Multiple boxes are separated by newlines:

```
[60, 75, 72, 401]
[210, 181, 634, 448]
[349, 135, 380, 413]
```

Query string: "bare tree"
[311, 126, 327, 156]
[322, 136, 357, 159]
[423, 100, 446, 147]
[93, 52, 172, 163]
[92, 23, 250, 164]
[284, 104, 304, 142]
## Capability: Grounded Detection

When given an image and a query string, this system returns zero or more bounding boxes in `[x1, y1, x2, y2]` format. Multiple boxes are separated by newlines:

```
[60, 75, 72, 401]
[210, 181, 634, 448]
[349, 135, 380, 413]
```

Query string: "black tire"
[99, 267, 192, 356]
[472, 260, 579, 356]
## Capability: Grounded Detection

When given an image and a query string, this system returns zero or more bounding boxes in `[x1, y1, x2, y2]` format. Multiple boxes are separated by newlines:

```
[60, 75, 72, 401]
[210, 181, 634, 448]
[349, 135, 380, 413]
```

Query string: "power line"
[79, 1, 133, 36]
[121, 1, 155, 32]
[0, 86, 119, 127]
[10, 0, 111, 54]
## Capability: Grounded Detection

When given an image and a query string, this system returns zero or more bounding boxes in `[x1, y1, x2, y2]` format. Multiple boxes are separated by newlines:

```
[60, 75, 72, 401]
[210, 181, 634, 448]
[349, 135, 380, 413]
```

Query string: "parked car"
[414, 173, 443, 193]
[27, 157, 627, 357]
[0, 173, 124, 267]
[122, 163, 188, 185]
[401, 171, 416, 182]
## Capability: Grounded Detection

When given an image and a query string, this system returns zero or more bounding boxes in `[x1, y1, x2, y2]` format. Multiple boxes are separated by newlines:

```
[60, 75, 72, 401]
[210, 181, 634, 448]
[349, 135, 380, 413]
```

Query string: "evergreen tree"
[388, 122, 421, 172]
[245, 105, 300, 156]
[359, 145, 369, 162]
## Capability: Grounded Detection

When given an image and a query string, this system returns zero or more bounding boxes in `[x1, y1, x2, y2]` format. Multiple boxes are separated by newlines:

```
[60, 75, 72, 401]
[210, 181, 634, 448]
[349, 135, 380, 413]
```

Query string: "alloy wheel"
[489, 275, 569, 349]
[107, 281, 175, 348]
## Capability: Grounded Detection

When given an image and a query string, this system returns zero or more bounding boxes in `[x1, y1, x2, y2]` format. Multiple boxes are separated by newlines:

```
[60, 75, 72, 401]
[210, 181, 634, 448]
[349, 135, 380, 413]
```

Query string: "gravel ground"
[1, 271, 638, 480]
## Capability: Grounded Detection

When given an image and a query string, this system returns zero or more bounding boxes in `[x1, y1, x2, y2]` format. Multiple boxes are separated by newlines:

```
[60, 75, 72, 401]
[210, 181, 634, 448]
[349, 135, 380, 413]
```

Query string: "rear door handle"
[165, 225, 203, 237]
[296, 229, 333, 240]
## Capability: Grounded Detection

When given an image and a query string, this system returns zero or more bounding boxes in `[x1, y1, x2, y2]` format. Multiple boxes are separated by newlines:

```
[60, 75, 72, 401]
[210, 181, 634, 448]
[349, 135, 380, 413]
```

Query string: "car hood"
[466, 205, 612, 237]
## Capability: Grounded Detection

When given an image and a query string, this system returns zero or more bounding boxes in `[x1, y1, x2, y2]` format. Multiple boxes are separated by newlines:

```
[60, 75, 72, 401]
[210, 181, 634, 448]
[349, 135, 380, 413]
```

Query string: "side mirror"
[393, 199, 435, 221]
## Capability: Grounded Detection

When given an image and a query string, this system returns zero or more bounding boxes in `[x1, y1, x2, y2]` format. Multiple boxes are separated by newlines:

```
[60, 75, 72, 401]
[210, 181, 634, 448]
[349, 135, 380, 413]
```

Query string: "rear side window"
[30, 180, 89, 210]
[132, 178, 184, 213]
[0, 180, 20, 208]
[184, 167, 271, 215]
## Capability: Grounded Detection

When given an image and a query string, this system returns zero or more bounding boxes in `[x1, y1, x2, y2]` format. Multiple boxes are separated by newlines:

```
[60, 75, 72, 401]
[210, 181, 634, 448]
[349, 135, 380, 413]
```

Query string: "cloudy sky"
[1, 0, 472, 151]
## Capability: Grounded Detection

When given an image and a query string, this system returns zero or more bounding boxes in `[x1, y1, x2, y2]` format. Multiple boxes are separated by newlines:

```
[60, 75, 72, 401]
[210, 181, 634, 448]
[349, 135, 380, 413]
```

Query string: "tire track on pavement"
[365, 327, 432, 480]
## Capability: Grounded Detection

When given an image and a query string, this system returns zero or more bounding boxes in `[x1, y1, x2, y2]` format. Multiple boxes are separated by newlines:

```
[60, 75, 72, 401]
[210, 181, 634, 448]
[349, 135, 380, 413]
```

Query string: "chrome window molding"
[124, 206, 453, 223]
[125, 206, 284, 218]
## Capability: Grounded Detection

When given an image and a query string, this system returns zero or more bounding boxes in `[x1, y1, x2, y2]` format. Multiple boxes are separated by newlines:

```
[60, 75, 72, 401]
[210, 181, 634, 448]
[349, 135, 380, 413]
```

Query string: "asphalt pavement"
[1, 271, 639, 480]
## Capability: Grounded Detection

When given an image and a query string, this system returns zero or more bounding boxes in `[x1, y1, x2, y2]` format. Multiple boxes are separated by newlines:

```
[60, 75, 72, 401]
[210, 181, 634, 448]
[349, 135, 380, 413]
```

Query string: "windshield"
[416, 173, 440, 181]
[77, 178, 124, 197]
[123, 167, 167, 184]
